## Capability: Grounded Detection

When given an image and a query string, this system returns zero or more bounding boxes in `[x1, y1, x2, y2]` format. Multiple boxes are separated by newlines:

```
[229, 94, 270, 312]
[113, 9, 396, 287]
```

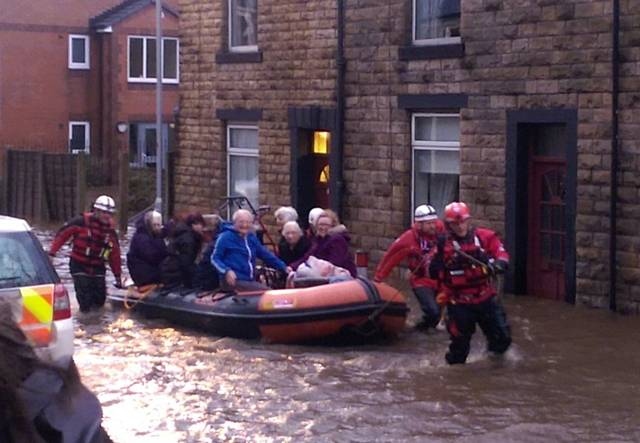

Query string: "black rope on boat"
[349, 279, 404, 338]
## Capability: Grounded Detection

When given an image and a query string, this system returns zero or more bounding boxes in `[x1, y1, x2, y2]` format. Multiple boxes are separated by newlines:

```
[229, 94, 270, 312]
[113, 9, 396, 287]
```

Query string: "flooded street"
[38, 230, 640, 442]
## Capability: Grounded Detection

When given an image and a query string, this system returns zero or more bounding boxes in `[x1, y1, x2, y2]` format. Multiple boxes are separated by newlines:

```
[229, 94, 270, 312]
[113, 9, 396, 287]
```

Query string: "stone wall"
[177, 0, 337, 213]
[616, 1, 640, 313]
[176, 0, 640, 312]
[462, 1, 612, 308]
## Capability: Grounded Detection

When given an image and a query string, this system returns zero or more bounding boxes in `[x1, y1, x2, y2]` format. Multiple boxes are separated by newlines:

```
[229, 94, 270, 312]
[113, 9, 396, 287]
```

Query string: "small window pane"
[533, 124, 567, 157]
[551, 205, 563, 231]
[163, 39, 177, 79]
[144, 128, 157, 158]
[541, 204, 550, 230]
[415, 116, 460, 142]
[415, 0, 461, 40]
[541, 233, 551, 260]
[71, 38, 86, 63]
[230, 0, 257, 48]
[146, 38, 157, 79]
[229, 155, 259, 208]
[129, 38, 144, 78]
[551, 234, 563, 262]
[413, 150, 459, 215]
[70, 125, 86, 151]
[229, 127, 258, 149]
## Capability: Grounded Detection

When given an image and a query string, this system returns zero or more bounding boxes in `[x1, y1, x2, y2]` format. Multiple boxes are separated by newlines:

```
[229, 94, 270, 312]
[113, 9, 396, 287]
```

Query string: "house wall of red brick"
[0, 0, 180, 175]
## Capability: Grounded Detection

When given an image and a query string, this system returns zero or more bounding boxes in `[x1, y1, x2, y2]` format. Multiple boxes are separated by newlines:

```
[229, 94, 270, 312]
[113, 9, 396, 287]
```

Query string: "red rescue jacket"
[438, 227, 509, 304]
[50, 212, 122, 278]
[374, 220, 444, 289]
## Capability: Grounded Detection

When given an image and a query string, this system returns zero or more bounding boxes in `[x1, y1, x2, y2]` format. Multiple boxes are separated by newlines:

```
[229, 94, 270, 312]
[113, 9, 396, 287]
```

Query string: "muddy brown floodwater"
[38, 229, 640, 442]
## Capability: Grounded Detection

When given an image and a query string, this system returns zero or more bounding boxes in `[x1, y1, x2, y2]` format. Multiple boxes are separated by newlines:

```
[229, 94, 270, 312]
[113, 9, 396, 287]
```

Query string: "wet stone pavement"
[38, 230, 640, 443]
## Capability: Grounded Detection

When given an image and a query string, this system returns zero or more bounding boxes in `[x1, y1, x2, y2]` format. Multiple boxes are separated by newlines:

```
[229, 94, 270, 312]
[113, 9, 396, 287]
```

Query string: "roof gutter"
[609, 0, 620, 312]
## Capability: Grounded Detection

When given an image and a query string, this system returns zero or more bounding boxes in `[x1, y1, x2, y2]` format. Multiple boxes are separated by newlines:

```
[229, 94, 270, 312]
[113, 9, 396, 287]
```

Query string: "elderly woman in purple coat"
[291, 212, 357, 277]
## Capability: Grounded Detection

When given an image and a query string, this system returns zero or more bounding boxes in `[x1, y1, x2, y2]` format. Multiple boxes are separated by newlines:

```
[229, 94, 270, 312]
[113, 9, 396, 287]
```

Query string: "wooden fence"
[2, 149, 140, 232]
[3, 150, 87, 223]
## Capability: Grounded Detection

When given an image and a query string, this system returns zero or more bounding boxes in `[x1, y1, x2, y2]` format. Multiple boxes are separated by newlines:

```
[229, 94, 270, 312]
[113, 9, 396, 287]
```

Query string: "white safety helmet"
[93, 195, 116, 213]
[414, 204, 438, 222]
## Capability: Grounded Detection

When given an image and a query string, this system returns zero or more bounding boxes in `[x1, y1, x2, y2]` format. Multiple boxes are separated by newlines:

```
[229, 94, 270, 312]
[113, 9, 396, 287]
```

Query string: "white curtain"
[231, 0, 257, 47]
[415, 0, 460, 40]
[229, 155, 259, 208]
[414, 150, 459, 216]
[228, 127, 259, 209]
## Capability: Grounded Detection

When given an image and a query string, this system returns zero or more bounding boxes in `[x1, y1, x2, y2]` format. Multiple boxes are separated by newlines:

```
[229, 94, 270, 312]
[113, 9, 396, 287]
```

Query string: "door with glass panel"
[526, 124, 567, 300]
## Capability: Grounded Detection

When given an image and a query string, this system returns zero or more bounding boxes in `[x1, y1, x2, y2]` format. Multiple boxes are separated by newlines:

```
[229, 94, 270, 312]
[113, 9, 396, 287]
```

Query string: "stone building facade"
[175, 0, 640, 313]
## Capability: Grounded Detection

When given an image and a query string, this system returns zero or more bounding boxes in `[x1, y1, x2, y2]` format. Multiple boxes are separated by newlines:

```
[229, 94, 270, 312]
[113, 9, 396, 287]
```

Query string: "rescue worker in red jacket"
[429, 201, 511, 364]
[49, 195, 123, 313]
[374, 205, 445, 329]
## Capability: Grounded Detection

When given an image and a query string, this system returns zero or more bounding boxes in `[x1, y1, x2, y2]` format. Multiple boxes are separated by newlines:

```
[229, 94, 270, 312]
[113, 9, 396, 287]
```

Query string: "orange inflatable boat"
[108, 278, 408, 344]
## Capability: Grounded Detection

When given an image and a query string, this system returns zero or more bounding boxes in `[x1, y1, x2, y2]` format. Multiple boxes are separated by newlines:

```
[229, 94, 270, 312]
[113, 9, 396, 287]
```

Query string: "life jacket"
[441, 228, 494, 299]
[68, 213, 115, 270]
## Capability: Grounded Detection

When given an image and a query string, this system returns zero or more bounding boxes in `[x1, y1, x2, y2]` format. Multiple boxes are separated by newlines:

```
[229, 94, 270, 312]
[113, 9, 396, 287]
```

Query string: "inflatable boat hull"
[108, 279, 408, 344]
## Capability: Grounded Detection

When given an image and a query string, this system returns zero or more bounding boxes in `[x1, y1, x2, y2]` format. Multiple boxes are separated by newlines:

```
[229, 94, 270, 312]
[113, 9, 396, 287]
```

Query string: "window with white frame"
[69, 121, 90, 154]
[412, 114, 460, 217]
[128, 36, 179, 83]
[229, 0, 258, 52]
[68, 35, 89, 69]
[227, 125, 259, 211]
[413, 0, 461, 45]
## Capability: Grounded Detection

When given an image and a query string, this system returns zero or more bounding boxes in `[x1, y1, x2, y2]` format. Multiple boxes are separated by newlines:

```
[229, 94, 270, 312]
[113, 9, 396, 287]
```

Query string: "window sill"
[216, 50, 263, 64]
[127, 79, 179, 85]
[127, 83, 179, 91]
[398, 42, 464, 61]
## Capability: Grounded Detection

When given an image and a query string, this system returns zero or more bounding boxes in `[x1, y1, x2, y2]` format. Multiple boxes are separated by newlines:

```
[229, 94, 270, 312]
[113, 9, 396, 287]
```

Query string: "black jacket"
[277, 235, 312, 266]
[163, 222, 203, 288]
[0, 368, 107, 443]
[126, 220, 168, 286]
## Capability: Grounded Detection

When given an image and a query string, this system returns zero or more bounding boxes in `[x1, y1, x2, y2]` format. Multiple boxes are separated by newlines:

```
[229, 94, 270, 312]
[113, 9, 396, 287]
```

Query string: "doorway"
[288, 106, 337, 228]
[296, 130, 330, 225]
[525, 124, 567, 300]
[505, 110, 577, 303]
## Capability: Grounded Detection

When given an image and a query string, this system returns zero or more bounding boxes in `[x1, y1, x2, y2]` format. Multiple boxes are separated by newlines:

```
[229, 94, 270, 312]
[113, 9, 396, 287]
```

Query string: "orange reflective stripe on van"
[19, 284, 54, 346]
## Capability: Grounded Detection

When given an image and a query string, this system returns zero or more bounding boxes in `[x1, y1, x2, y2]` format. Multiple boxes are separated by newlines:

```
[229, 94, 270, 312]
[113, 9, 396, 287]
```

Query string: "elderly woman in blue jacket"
[212, 209, 292, 291]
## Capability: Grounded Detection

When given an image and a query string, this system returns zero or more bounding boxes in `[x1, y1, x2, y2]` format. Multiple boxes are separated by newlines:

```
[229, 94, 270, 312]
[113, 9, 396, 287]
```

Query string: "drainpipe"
[331, 0, 346, 217]
[609, 0, 620, 312]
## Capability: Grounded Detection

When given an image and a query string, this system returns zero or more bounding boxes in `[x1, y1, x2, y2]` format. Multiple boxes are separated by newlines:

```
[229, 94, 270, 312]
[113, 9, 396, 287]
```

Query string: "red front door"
[527, 159, 566, 299]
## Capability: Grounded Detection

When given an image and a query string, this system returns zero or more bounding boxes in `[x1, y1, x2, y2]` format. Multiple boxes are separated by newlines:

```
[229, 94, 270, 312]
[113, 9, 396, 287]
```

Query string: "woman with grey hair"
[274, 206, 299, 231]
[127, 210, 169, 286]
[277, 221, 311, 266]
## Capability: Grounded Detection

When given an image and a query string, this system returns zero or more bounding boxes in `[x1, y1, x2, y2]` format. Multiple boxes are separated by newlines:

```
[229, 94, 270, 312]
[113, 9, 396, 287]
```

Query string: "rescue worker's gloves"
[436, 292, 450, 306]
[429, 256, 444, 279]
[430, 234, 447, 279]
[492, 259, 508, 274]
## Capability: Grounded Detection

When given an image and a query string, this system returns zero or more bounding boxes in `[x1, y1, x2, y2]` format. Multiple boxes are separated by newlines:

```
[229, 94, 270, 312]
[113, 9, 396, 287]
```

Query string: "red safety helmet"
[444, 202, 471, 223]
